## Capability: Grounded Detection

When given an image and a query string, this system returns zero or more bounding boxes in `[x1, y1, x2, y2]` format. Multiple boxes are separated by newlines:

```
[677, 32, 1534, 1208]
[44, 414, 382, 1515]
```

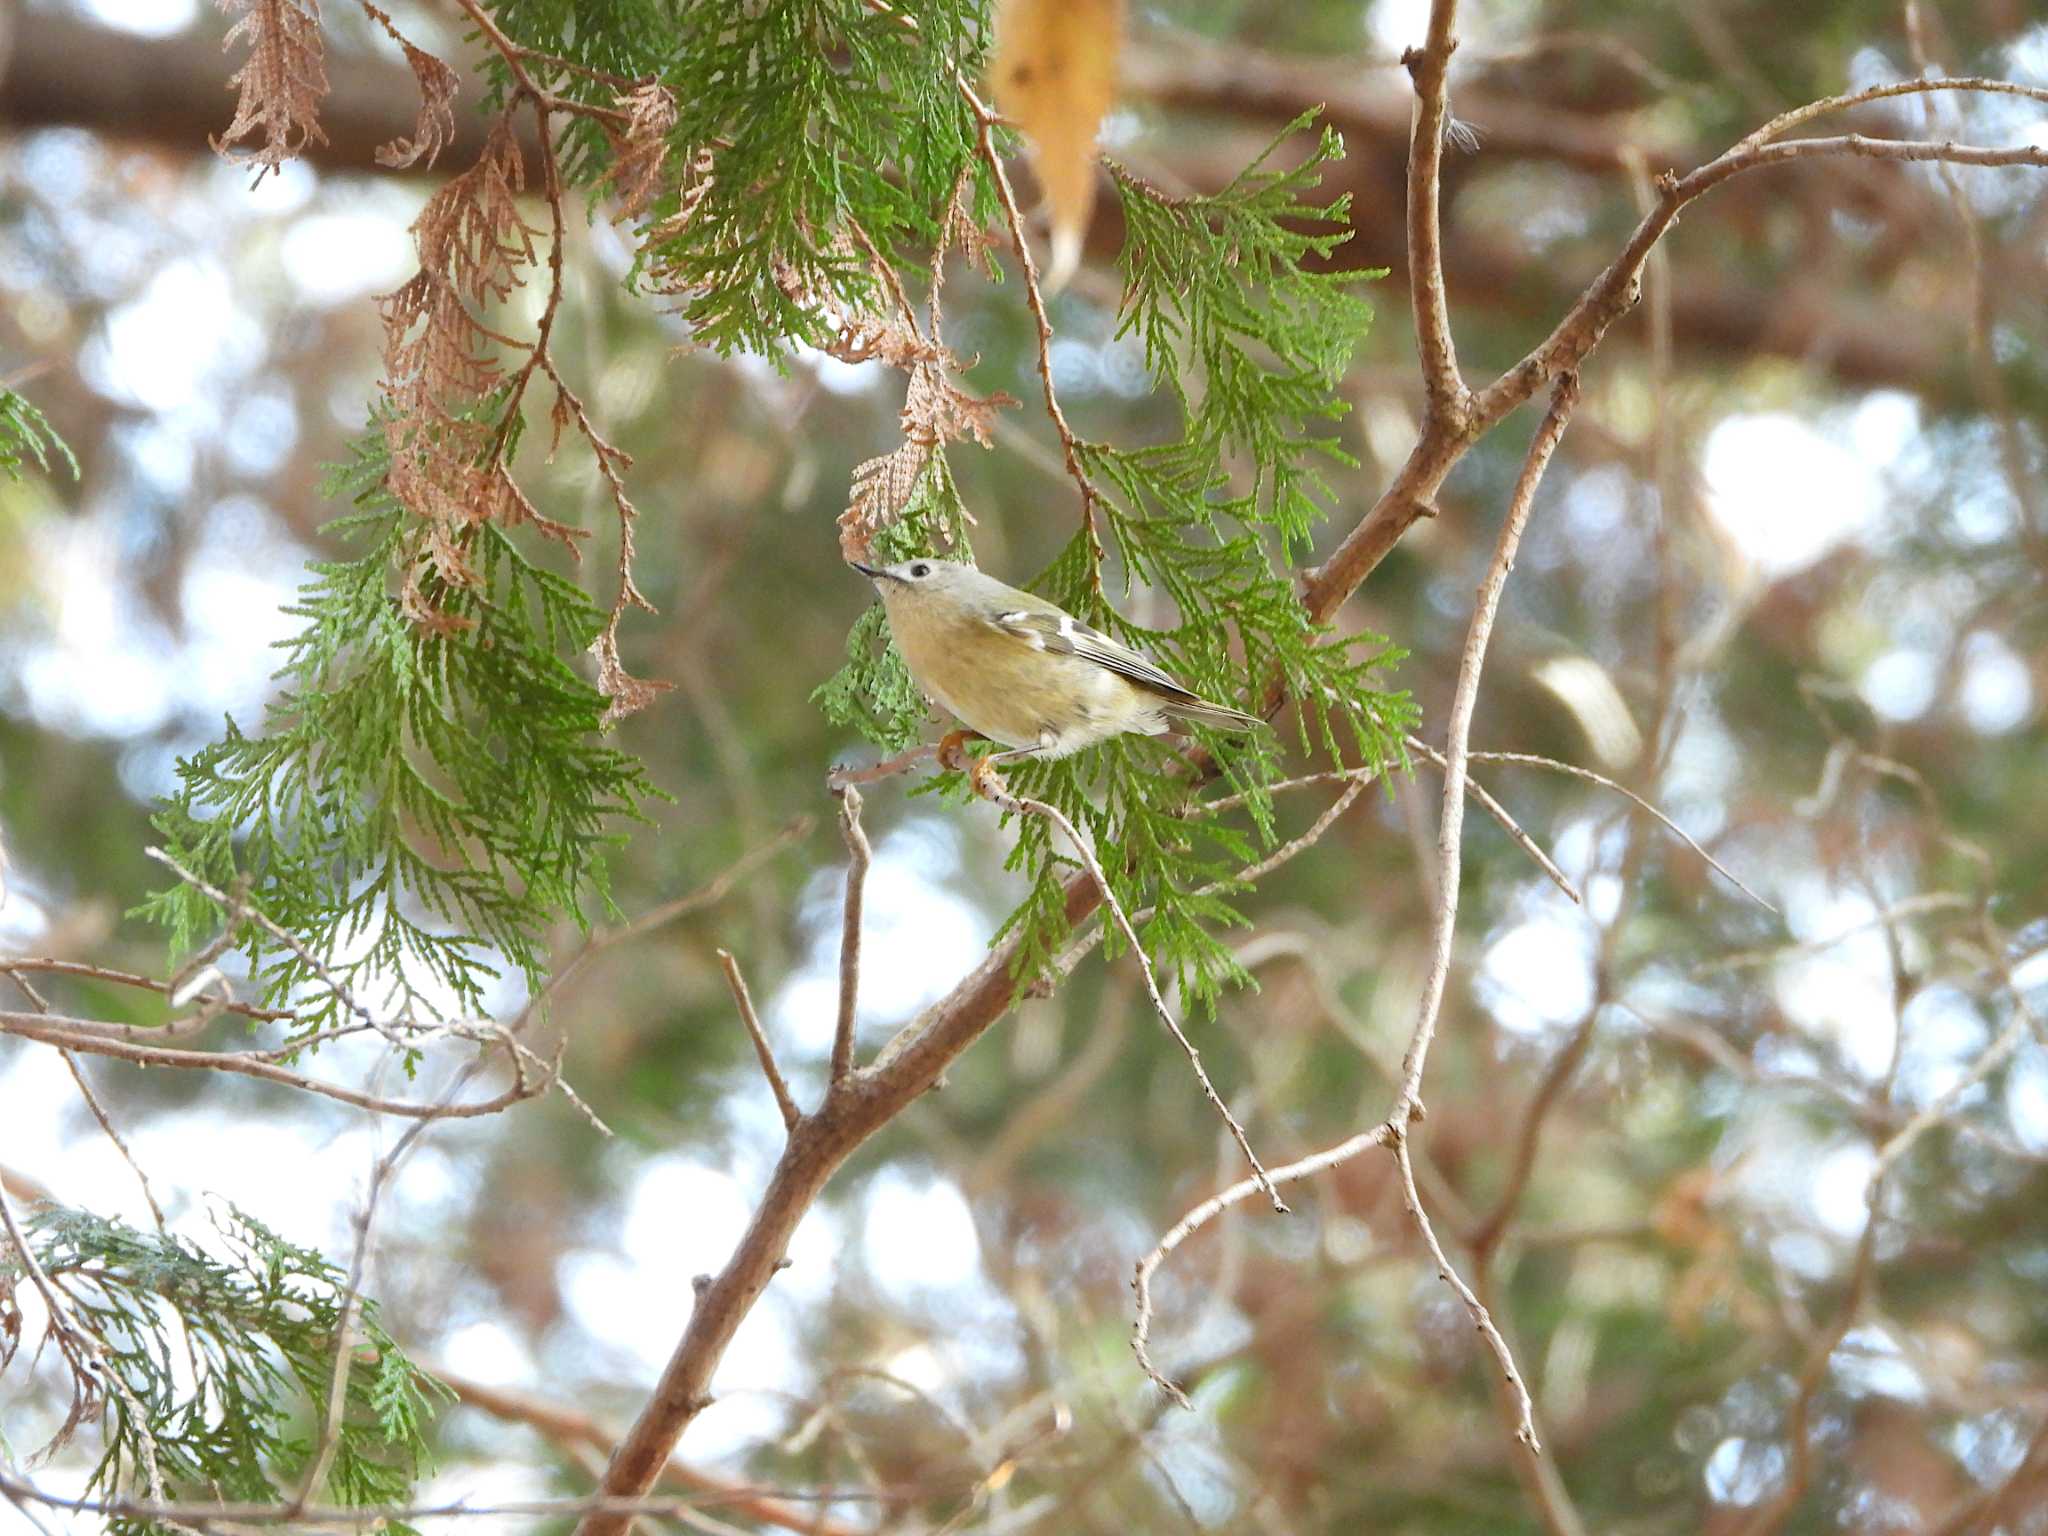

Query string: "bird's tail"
[1163, 697, 1266, 734]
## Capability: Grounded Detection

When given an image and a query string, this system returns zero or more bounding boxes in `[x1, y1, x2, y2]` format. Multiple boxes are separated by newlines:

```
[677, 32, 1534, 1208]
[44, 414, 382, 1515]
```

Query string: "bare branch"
[1, 958, 290, 1023]
[438, 1372, 867, 1536]
[828, 742, 939, 789]
[59, 1051, 168, 1233]
[292, 1110, 436, 1511]
[1136, 372, 1581, 1433]
[1395, 372, 1580, 1115]
[1401, 0, 1471, 421]
[1306, 78, 2048, 621]
[1404, 737, 1580, 905]
[0, 1474, 911, 1530]
[830, 785, 872, 1086]
[720, 949, 800, 1134]
[1131, 1121, 1395, 1401]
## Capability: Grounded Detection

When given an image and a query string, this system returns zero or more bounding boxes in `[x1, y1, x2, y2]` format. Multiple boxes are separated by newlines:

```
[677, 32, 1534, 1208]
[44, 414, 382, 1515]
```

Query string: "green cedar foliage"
[149, 8, 1404, 1039]
[146, 429, 658, 1044]
[824, 119, 1412, 1011]
[485, 0, 992, 357]
[2, 1203, 444, 1535]
[0, 387, 78, 482]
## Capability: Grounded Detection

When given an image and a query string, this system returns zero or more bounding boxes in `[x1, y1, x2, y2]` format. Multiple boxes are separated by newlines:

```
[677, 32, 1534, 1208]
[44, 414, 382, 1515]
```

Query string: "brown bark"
[0, 7, 535, 177]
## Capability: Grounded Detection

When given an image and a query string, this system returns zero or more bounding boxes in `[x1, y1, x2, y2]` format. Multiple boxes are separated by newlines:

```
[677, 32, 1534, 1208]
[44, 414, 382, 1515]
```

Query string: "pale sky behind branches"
[4, 0, 2048, 1528]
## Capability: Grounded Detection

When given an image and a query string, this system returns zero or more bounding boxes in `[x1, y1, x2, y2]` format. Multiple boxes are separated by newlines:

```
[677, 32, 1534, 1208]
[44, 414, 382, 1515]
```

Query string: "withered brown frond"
[590, 625, 672, 728]
[359, 1, 460, 171]
[374, 115, 544, 615]
[595, 83, 680, 224]
[642, 148, 722, 301]
[212, 0, 330, 179]
[772, 244, 1015, 562]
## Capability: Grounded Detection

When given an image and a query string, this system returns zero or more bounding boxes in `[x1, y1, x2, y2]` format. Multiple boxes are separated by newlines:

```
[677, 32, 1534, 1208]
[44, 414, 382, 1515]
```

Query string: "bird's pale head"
[847, 556, 991, 620]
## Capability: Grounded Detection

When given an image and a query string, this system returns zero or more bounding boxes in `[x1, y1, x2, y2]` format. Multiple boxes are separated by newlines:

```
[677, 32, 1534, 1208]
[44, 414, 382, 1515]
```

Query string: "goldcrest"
[848, 557, 1263, 759]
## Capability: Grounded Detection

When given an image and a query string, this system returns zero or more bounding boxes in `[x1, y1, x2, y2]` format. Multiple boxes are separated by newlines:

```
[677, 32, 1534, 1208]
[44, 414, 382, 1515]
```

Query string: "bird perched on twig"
[848, 557, 1264, 766]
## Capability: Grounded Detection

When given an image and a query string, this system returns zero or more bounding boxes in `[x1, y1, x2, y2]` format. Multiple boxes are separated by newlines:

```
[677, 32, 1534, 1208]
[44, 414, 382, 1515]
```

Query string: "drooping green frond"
[833, 116, 1413, 1012]
[1111, 115, 1381, 557]
[143, 428, 660, 1044]
[484, 0, 995, 357]
[0, 387, 78, 482]
[2, 1203, 444, 1535]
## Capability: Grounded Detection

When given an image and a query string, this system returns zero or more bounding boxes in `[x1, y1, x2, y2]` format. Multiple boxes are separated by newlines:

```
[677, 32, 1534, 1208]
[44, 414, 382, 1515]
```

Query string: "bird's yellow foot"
[936, 729, 975, 772]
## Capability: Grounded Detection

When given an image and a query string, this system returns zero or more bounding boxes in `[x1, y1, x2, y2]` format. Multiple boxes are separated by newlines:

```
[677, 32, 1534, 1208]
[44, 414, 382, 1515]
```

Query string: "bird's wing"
[989, 607, 1203, 702]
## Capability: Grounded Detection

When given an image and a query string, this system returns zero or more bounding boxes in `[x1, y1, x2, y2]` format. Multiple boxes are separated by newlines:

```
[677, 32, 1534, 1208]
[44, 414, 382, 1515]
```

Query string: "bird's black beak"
[848, 560, 889, 581]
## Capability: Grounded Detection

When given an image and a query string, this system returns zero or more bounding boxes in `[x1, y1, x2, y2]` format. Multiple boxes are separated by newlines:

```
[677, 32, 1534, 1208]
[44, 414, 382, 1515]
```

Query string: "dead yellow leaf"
[990, 0, 1124, 292]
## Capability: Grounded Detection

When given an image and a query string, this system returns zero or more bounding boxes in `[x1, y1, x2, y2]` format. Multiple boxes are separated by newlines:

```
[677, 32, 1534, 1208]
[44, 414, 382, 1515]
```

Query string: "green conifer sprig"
[827, 116, 1413, 1010]
[0, 387, 78, 482]
[480, 0, 994, 357]
[2, 1203, 444, 1535]
[145, 431, 659, 1044]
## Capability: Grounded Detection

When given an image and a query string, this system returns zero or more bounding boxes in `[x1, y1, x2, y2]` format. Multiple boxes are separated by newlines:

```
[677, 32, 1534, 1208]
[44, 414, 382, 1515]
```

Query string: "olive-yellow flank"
[849, 557, 1263, 761]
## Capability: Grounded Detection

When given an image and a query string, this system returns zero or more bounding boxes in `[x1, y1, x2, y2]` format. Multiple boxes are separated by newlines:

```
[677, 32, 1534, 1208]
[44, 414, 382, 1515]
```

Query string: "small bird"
[849, 557, 1265, 763]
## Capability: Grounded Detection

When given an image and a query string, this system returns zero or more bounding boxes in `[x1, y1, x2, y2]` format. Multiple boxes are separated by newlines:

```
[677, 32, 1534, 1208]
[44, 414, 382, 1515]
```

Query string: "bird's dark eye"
[909, 562, 931, 578]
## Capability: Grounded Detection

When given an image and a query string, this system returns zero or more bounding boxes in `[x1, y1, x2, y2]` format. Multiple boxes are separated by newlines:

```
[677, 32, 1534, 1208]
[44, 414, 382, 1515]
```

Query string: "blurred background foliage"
[1, 0, 2046, 1532]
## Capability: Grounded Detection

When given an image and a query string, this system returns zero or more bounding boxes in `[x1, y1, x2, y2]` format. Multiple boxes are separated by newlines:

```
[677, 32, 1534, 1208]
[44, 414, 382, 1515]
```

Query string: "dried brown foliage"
[372, 115, 560, 626]
[360, 1, 461, 171]
[780, 224, 1015, 562]
[640, 147, 723, 296]
[212, 0, 329, 178]
[594, 83, 680, 223]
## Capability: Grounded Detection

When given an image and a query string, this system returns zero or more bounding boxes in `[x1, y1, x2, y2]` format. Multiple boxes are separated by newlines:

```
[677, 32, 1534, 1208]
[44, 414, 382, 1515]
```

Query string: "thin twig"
[0, 1474, 921, 1528]
[966, 89, 1106, 587]
[59, 1052, 169, 1232]
[1403, 737, 1580, 904]
[0, 1010, 545, 1120]
[949, 746, 1286, 1213]
[291, 1110, 437, 1511]
[1395, 372, 1581, 1115]
[719, 949, 800, 1133]
[1, 959, 290, 1023]
[830, 785, 872, 1085]
[1131, 1121, 1395, 1401]
[1396, 1133, 1539, 1448]
[1453, 746, 1774, 911]
[827, 742, 938, 788]
[439, 1370, 867, 1536]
